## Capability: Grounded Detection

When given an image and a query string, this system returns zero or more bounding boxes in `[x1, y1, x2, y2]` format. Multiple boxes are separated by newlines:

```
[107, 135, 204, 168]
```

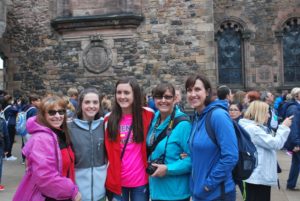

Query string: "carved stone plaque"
[256, 65, 272, 83]
[83, 42, 112, 74]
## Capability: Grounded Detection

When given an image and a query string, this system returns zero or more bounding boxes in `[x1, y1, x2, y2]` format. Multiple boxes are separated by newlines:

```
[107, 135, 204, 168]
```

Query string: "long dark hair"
[37, 95, 71, 145]
[185, 74, 213, 106]
[76, 88, 103, 120]
[107, 78, 144, 142]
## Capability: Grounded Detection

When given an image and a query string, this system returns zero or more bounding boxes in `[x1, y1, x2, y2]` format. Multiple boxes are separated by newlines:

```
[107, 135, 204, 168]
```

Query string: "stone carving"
[83, 35, 112, 74]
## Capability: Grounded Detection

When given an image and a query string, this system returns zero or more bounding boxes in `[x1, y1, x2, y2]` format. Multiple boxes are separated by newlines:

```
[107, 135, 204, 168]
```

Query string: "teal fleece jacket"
[146, 107, 192, 200]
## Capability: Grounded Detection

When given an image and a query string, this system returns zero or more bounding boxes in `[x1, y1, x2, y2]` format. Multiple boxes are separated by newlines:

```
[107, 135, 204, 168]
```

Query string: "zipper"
[89, 122, 94, 201]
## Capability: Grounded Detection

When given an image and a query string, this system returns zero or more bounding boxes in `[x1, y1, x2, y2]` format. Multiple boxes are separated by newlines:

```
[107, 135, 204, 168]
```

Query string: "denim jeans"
[112, 184, 149, 201]
[287, 151, 300, 189]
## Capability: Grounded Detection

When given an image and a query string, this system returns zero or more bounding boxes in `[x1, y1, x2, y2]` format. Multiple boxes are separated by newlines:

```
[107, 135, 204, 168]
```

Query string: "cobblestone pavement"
[1, 135, 299, 201]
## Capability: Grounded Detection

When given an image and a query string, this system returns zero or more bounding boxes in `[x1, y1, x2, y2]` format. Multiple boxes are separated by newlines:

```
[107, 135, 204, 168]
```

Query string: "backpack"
[15, 107, 35, 136]
[0, 105, 11, 122]
[205, 107, 257, 181]
[277, 101, 296, 123]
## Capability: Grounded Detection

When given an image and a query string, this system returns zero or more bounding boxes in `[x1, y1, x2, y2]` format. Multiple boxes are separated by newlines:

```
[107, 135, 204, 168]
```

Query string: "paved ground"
[1, 135, 300, 201]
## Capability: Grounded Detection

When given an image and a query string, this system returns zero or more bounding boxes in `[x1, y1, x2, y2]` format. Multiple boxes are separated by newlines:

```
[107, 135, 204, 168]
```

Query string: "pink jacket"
[13, 116, 78, 201]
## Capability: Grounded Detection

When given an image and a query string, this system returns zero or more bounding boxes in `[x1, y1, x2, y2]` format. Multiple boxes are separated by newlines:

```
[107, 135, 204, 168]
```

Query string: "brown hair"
[36, 95, 71, 145]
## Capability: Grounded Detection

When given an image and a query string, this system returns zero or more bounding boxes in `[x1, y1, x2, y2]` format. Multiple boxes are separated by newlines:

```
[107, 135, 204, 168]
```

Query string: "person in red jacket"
[104, 78, 154, 201]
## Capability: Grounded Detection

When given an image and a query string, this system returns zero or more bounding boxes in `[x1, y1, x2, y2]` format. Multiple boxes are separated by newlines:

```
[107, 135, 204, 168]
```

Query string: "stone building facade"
[0, 0, 299, 97]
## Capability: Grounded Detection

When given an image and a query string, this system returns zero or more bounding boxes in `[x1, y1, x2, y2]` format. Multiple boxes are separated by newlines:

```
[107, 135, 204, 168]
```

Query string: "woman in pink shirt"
[104, 78, 154, 201]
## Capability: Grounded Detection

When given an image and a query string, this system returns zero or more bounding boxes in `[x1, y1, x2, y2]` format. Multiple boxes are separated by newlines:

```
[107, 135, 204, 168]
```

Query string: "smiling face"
[81, 93, 100, 121]
[186, 79, 208, 112]
[45, 105, 65, 129]
[116, 83, 134, 114]
[154, 89, 175, 116]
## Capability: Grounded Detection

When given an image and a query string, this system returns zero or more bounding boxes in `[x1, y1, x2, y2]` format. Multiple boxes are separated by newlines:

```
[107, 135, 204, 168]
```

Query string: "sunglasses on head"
[47, 109, 66, 116]
[154, 95, 174, 100]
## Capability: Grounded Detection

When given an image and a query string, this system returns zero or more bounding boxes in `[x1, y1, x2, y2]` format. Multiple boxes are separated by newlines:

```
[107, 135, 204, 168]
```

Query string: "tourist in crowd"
[63, 96, 76, 121]
[0, 108, 8, 191]
[104, 78, 154, 201]
[185, 74, 238, 201]
[20, 93, 40, 164]
[146, 83, 191, 201]
[217, 85, 233, 103]
[13, 95, 81, 201]
[67, 87, 79, 110]
[233, 90, 246, 105]
[229, 102, 243, 122]
[2, 94, 18, 161]
[261, 91, 278, 132]
[239, 100, 292, 201]
[243, 91, 260, 106]
[68, 88, 107, 201]
[284, 87, 300, 191]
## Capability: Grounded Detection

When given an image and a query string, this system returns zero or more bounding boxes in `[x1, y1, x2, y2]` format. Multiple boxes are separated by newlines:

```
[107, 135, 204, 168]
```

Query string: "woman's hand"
[293, 146, 300, 153]
[151, 164, 167, 177]
[282, 115, 294, 127]
[74, 192, 82, 201]
[180, 152, 188, 159]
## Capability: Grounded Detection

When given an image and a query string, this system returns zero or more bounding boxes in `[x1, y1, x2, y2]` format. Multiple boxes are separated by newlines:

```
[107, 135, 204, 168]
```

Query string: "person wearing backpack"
[185, 74, 238, 201]
[285, 87, 300, 191]
[239, 100, 292, 201]
[0, 115, 9, 191]
[2, 94, 18, 161]
[146, 83, 191, 201]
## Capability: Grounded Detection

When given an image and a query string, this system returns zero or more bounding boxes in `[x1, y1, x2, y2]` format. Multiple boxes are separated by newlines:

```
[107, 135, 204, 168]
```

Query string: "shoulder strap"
[120, 125, 132, 160]
[147, 114, 190, 156]
[205, 107, 225, 146]
[25, 106, 35, 113]
[205, 107, 217, 145]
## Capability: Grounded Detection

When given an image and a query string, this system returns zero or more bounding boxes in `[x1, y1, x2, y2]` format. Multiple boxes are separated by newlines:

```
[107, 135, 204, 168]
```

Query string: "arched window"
[282, 18, 300, 83]
[216, 21, 244, 86]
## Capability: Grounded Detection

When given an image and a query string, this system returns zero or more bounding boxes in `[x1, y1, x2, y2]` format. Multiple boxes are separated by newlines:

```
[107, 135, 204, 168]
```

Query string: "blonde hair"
[291, 87, 300, 99]
[244, 100, 269, 124]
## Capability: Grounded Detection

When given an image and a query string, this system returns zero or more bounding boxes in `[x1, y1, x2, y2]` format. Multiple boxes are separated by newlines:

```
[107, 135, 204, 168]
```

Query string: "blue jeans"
[287, 151, 300, 189]
[212, 190, 236, 201]
[112, 184, 149, 201]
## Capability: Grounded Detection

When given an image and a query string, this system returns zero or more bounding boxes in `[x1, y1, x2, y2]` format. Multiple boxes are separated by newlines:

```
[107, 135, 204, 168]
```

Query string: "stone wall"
[1, 0, 300, 97]
[214, 0, 300, 90]
[1, 0, 215, 97]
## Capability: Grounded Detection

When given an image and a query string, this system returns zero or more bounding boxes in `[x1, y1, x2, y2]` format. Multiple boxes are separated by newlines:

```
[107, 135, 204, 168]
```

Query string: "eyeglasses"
[154, 95, 174, 100]
[229, 109, 240, 112]
[47, 109, 66, 116]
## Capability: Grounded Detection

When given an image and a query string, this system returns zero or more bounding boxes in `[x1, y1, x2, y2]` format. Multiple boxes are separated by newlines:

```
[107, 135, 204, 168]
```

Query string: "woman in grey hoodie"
[68, 88, 107, 201]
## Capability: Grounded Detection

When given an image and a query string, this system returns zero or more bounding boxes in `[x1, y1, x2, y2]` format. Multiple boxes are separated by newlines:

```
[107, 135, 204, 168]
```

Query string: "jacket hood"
[26, 116, 56, 136]
[200, 99, 229, 115]
[238, 118, 257, 127]
[73, 117, 103, 131]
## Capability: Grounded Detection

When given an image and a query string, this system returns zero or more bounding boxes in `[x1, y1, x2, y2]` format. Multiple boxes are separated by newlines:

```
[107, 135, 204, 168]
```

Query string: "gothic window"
[282, 18, 300, 83]
[216, 22, 244, 85]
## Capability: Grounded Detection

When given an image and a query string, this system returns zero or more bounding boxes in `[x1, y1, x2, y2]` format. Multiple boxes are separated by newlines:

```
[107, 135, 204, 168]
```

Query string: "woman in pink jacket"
[13, 95, 81, 201]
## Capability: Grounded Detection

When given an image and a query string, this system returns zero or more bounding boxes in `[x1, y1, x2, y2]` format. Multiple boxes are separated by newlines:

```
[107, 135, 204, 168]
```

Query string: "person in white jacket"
[239, 100, 293, 201]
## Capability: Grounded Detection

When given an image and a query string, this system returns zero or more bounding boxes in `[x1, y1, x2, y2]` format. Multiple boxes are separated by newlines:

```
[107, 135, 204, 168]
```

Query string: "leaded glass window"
[283, 18, 300, 83]
[216, 22, 243, 85]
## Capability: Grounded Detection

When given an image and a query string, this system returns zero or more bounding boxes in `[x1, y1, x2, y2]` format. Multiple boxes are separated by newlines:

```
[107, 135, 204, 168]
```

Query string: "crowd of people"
[0, 75, 299, 201]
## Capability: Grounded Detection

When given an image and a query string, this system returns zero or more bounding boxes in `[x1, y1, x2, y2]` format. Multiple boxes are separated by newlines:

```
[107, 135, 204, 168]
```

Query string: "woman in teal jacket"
[146, 83, 192, 201]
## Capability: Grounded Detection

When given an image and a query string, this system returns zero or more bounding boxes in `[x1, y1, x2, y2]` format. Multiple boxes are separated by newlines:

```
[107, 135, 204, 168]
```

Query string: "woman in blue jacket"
[185, 74, 238, 201]
[146, 83, 192, 201]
